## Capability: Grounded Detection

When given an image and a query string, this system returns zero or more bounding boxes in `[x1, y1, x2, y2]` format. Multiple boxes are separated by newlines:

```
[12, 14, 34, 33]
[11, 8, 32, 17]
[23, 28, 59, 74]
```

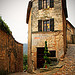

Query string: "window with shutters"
[38, 0, 54, 10]
[43, 20, 50, 31]
[38, 19, 54, 32]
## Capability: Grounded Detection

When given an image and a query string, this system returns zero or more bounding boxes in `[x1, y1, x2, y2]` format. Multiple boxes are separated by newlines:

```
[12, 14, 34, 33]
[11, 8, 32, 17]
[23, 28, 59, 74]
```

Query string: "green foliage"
[43, 41, 51, 68]
[44, 55, 48, 60]
[0, 16, 11, 35]
[23, 54, 28, 71]
[23, 65, 28, 71]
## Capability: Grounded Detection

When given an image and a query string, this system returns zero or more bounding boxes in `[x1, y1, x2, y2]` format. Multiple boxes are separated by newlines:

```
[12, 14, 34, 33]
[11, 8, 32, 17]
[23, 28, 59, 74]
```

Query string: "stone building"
[66, 20, 75, 44]
[26, 0, 75, 71]
[0, 17, 23, 73]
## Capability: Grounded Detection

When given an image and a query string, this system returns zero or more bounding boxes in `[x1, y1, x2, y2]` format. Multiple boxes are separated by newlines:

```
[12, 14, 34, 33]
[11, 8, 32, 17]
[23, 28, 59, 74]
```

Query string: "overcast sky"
[0, 0, 75, 44]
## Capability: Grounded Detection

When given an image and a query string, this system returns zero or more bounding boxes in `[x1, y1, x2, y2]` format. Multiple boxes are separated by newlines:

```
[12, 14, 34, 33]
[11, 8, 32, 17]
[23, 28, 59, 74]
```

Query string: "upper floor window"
[38, 19, 54, 32]
[38, 0, 54, 10]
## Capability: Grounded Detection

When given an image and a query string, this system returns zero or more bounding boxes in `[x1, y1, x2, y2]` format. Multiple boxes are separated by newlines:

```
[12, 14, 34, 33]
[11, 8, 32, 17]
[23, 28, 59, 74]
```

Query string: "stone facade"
[0, 28, 23, 72]
[66, 20, 75, 44]
[32, 0, 63, 32]
[27, 0, 75, 70]
[32, 31, 64, 68]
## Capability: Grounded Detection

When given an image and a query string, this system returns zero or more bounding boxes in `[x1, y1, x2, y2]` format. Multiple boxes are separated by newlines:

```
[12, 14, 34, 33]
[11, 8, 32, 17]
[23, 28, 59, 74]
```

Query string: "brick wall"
[0, 29, 23, 73]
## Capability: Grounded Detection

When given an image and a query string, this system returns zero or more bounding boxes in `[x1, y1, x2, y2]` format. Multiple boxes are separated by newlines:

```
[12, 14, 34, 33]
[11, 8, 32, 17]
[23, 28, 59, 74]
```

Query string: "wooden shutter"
[38, 0, 42, 10]
[38, 20, 42, 32]
[50, 19, 54, 31]
[50, 0, 54, 8]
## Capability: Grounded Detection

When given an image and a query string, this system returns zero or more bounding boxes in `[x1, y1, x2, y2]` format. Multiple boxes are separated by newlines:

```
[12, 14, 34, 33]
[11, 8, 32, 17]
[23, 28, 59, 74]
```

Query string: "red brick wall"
[0, 29, 23, 73]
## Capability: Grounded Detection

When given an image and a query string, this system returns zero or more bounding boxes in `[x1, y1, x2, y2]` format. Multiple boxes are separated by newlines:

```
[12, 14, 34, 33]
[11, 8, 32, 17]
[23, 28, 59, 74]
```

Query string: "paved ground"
[9, 72, 34, 75]
[9, 44, 75, 75]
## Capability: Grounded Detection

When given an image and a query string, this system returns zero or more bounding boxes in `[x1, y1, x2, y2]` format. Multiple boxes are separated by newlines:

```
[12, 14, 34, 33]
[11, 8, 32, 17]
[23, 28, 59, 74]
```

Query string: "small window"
[38, 18, 54, 32]
[50, 0, 54, 8]
[38, 0, 54, 10]
[38, 20, 42, 31]
[49, 51, 56, 57]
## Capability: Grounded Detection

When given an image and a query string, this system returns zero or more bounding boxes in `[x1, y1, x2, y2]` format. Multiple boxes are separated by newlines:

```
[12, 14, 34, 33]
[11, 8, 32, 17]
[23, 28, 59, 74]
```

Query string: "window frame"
[38, 0, 54, 10]
[38, 18, 54, 32]
[43, 20, 50, 32]
[49, 50, 56, 57]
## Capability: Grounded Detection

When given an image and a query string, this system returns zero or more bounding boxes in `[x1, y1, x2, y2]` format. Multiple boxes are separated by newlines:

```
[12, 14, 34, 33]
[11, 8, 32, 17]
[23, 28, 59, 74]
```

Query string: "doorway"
[37, 48, 45, 68]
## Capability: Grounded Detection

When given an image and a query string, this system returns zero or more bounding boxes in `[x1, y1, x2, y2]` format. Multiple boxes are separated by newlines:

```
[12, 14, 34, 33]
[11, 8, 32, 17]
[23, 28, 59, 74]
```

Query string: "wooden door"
[37, 48, 45, 68]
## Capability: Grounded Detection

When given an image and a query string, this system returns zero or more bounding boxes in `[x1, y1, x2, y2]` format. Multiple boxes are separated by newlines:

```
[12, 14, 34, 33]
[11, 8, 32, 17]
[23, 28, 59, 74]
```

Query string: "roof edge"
[66, 20, 75, 29]
[26, 1, 32, 24]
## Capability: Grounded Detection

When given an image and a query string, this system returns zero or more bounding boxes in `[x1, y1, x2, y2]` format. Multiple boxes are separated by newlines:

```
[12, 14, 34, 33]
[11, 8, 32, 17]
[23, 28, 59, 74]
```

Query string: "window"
[43, 20, 50, 31]
[38, 0, 54, 10]
[49, 51, 56, 57]
[38, 19, 54, 32]
[38, 20, 42, 31]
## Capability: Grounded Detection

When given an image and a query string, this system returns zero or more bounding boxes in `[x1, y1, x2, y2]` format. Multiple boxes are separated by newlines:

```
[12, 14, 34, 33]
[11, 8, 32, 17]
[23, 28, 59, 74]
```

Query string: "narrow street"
[9, 44, 75, 75]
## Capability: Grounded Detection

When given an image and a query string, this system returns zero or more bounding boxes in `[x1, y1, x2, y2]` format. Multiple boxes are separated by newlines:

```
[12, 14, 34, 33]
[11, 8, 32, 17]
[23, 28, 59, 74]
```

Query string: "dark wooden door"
[37, 48, 45, 68]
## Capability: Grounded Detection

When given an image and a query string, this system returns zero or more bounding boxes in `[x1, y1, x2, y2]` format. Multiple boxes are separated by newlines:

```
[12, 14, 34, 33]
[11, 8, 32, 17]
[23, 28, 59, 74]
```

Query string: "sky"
[0, 0, 75, 44]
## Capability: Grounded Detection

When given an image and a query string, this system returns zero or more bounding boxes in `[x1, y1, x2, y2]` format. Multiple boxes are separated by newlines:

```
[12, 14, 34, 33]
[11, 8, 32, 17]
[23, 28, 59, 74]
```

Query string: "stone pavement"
[9, 44, 75, 75]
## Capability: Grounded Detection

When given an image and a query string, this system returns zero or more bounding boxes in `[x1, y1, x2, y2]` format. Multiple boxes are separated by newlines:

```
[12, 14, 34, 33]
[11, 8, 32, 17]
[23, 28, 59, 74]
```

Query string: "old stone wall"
[32, 0, 63, 32]
[32, 31, 64, 69]
[0, 29, 23, 73]
[29, 0, 65, 69]
[66, 21, 74, 44]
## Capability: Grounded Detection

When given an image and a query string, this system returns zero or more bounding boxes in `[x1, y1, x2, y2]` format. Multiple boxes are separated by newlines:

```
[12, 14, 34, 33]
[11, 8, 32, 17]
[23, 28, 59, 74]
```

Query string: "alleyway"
[9, 44, 75, 75]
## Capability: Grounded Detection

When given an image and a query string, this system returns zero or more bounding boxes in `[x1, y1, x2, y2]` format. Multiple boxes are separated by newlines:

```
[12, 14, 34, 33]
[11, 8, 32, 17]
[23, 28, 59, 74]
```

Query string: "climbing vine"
[43, 41, 51, 68]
